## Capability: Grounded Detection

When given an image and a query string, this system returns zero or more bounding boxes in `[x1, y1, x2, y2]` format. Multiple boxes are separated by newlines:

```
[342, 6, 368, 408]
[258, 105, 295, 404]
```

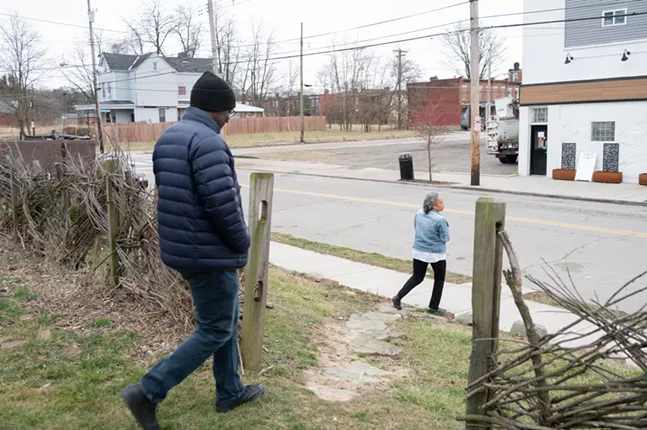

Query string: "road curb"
[447, 185, 647, 207]
[236, 166, 647, 207]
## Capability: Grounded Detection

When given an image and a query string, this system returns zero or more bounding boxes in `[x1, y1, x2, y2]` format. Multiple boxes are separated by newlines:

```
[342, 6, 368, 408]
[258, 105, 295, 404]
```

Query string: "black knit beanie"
[190, 71, 236, 112]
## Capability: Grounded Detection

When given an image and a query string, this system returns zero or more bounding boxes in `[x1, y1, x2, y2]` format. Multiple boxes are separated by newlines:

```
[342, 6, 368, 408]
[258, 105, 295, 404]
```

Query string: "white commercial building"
[519, 0, 647, 183]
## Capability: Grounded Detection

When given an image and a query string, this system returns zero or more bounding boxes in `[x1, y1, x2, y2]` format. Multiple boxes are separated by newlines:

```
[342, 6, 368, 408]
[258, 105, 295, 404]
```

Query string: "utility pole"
[87, 0, 104, 153]
[469, 0, 480, 186]
[207, 0, 219, 75]
[486, 55, 491, 125]
[394, 49, 407, 130]
[299, 22, 305, 144]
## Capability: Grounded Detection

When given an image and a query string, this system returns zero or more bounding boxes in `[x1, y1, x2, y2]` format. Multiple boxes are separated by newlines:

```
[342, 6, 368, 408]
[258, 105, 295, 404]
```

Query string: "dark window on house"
[178, 86, 186, 96]
[603, 9, 627, 27]
[159, 108, 166, 123]
[101, 83, 106, 98]
[153, 61, 158, 71]
[591, 122, 615, 141]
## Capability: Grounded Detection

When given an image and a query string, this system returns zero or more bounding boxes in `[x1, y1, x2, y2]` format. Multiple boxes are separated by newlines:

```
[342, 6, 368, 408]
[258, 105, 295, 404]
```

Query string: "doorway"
[530, 124, 548, 175]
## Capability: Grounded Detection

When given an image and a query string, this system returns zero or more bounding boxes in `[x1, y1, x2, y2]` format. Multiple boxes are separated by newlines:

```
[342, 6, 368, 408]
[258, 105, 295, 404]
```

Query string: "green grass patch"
[13, 286, 37, 302]
[524, 291, 629, 318]
[2, 262, 638, 429]
[272, 232, 472, 285]
[3, 268, 462, 429]
[88, 318, 113, 328]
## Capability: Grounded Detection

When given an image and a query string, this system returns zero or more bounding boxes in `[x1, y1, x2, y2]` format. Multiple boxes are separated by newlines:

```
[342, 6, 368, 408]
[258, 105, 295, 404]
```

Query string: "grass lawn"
[122, 128, 420, 152]
[0, 264, 473, 430]
[271, 232, 472, 285]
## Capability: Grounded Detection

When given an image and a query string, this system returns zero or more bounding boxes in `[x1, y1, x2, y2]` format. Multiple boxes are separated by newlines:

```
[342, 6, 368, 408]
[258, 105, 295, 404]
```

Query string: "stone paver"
[306, 382, 358, 402]
[324, 362, 391, 386]
[351, 335, 403, 357]
[307, 307, 409, 401]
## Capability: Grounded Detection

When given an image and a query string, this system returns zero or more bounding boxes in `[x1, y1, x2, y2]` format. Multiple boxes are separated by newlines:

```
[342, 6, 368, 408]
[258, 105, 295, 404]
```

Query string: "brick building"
[407, 63, 522, 127]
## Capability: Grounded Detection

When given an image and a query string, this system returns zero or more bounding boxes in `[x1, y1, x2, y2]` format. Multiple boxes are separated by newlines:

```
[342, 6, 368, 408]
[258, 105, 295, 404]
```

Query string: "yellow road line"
[240, 184, 647, 239]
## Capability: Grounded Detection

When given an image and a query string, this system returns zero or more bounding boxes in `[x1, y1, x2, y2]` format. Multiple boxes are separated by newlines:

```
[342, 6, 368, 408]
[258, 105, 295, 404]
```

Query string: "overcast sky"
[3, 0, 539, 92]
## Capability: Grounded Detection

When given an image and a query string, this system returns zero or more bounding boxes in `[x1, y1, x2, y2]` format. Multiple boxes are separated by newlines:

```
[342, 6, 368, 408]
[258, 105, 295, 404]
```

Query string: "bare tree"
[213, 10, 240, 87]
[356, 60, 393, 131]
[123, 22, 145, 55]
[0, 14, 46, 135]
[441, 22, 506, 80]
[174, 5, 202, 58]
[62, 42, 95, 104]
[239, 23, 277, 104]
[317, 44, 377, 131]
[410, 92, 451, 182]
[390, 50, 421, 129]
[95, 31, 133, 55]
[125, 0, 178, 56]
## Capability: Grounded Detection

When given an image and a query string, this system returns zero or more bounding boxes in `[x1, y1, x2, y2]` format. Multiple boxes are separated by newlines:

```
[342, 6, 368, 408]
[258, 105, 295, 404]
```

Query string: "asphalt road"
[235, 132, 518, 176]
[131, 154, 647, 314]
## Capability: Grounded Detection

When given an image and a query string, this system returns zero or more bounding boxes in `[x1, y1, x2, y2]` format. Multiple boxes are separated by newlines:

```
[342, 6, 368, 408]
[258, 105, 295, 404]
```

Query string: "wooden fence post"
[10, 164, 18, 239]
[241, 172, 274, 372]
[465, 197, 506, 430]
[103, 158, 120, 288]
[55, 163, 69, 213]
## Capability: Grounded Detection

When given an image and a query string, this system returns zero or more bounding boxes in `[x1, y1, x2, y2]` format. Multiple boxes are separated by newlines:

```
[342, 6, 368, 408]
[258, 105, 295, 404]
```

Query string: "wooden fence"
[0, 139, 97, 176]
[101, 116, 327, 144]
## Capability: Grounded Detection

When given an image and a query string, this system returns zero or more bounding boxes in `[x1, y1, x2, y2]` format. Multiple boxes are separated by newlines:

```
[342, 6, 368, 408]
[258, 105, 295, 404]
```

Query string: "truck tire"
[499, 155, 518, 164]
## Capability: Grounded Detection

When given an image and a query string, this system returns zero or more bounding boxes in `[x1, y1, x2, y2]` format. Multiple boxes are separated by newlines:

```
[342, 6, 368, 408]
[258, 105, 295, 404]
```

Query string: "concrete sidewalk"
[236, 158, 647, 206]
[270, 242, 600, 349]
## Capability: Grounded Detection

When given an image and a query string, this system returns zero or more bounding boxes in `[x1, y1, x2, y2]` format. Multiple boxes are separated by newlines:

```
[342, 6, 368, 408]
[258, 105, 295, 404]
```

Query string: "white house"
[519, 0, 647, 183]
[75, 53, 263, 124]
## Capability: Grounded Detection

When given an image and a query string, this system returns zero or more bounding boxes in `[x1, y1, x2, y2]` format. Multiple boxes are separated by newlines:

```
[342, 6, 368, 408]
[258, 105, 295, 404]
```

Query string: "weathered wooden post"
[10, 164, 18, 239]
[103, 158, 120, 288]
[241, 172, 274, 372]
[55, 163, 69, 215]
[465, 197, 506, 430]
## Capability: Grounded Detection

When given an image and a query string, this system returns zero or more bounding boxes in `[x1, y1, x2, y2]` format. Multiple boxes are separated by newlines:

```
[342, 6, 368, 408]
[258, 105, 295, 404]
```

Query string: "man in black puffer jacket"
[121, 72, 264, 430]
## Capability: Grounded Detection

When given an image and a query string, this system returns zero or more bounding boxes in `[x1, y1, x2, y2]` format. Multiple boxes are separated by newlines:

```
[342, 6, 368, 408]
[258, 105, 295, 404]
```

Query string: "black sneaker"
[216, 384, 265, 413]
[428, 307, 447, 316]
[392, 296, 402, 311]
[120, 383, 160, 430]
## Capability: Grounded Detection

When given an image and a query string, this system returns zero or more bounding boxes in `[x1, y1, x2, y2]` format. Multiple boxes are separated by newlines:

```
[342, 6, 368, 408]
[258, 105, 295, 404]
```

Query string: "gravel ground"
[258, 135, 518, 176]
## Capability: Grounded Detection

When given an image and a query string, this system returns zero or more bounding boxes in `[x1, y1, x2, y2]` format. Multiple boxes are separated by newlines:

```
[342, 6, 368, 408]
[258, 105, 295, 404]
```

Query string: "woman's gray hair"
[423, 192, 439, 213]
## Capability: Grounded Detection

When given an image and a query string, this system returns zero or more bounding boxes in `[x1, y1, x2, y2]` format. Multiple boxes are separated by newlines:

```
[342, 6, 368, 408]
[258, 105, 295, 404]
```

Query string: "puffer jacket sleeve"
[190, 135, 250, 254]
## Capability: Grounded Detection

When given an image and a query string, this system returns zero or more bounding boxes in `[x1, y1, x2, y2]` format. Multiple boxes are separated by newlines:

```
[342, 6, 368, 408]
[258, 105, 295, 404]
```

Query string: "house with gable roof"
[75, 52, 217, 124]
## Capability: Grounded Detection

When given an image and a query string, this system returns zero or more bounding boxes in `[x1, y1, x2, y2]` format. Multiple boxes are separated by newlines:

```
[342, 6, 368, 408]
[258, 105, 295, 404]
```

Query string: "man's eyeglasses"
[229, 109, 236, 117]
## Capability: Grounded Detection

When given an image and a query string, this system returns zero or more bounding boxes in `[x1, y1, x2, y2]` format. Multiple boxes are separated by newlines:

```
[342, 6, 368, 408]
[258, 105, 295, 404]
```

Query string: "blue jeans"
[141, 270, 245, 404]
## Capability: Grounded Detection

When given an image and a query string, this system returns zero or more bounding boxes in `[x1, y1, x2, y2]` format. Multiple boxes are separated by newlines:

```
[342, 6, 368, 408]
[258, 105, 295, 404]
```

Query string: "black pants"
[397, 259, 447, 310]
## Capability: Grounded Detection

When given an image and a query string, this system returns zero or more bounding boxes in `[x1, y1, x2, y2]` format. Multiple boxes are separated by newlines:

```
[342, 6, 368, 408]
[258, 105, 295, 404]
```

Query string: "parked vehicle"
[486, 97, 519, 164]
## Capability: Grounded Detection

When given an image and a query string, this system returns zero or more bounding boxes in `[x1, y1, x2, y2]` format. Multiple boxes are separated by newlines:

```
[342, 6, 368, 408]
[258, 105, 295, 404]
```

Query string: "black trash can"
[398, 153, 414, 181]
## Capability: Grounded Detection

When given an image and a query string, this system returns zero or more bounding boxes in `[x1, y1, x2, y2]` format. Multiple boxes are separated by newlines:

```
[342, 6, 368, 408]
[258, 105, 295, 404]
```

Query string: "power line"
[294, 1, 469, 42]
[196, 1, 470, 48]
[480, 0, 645, 22]
[6, 8, 647, 86]
[0, 12, 130, 34]
[483, 10, 647, 31]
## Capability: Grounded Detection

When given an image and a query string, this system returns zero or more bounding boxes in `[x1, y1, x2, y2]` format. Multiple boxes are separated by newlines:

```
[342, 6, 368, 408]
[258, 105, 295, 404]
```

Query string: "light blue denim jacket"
[413, 209, 450, 254]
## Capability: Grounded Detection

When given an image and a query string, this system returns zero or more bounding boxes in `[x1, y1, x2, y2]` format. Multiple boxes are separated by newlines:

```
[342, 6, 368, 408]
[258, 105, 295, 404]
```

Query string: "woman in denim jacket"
[393, 192, 449, 315]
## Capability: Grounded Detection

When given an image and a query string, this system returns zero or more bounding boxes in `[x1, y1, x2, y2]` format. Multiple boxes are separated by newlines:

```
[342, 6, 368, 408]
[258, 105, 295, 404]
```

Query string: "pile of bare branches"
[462, 231, 647, 429]
[0, 151, 193, 329]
